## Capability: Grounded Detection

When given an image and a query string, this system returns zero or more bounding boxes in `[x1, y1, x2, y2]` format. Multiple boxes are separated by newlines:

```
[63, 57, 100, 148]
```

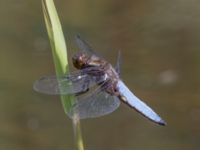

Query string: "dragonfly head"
[72, 52, 89, 69]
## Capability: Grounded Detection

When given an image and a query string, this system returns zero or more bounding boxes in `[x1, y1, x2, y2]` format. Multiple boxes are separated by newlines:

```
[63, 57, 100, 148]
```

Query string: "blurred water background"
[0, 0, 200, 150]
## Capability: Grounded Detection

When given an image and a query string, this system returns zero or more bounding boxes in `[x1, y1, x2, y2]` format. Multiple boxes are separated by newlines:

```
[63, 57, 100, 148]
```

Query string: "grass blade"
[41, 0, 85, 150]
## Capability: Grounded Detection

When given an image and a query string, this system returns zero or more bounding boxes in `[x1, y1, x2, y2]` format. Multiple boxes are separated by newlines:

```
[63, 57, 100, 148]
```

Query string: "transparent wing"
[117, 80, 166, 125]
[33, 67, 105, 95]
[67, 81, 120, 119]
[115, 50, 121, 76]
[75, 35, 98, 56]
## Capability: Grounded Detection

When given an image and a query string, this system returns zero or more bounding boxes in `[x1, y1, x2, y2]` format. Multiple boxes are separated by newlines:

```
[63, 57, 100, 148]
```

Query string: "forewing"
[67, 82, 120, 119]
[117, 80, 166, 125]
[34, 75, 86, 95]
[33, 68, 105, 95]
[75, 35, 98, 56]
[115, 50, 121, 76]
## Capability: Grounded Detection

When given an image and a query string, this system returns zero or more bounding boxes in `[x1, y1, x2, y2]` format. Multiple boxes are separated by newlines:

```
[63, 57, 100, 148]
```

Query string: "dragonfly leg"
[75, 88, 89, 96]
[74, 77, 90, 96]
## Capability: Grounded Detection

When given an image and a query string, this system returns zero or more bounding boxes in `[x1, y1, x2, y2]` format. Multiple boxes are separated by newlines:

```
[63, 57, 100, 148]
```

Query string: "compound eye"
[72, 53, 88, 69]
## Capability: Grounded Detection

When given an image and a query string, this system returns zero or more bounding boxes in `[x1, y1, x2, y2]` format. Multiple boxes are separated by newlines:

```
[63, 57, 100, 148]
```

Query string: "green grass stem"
[41, 0, 85, 150]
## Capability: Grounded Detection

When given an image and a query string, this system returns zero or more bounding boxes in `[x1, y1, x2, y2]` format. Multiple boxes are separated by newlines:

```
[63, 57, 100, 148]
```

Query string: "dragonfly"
[33, 35, 166, 126]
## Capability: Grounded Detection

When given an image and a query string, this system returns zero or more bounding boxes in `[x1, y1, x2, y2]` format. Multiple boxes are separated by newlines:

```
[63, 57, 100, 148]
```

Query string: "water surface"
[1, 1, 200, 150]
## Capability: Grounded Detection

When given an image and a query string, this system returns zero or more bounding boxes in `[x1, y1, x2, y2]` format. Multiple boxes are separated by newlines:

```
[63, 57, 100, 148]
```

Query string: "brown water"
[1, 0, 200, 150]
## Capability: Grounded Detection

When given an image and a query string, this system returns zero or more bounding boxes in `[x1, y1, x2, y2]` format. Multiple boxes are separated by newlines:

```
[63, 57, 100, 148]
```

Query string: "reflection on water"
[158, 70, 178, 85]
[1, 0, 200, 150]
